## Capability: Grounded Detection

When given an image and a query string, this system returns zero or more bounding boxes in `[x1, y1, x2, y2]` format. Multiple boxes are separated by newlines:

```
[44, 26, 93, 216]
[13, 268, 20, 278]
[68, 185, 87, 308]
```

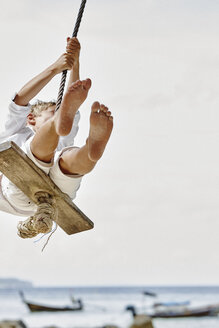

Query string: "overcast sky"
[0, 0, 219, 286]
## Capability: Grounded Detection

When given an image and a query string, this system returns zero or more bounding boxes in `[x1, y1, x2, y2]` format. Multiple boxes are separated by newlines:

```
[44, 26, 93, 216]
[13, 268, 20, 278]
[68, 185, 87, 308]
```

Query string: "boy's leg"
[30, 79, 91, 163]
[56, 79, 91, 136]
[59, 101, 113, 175]
[30, 118, 59, 163]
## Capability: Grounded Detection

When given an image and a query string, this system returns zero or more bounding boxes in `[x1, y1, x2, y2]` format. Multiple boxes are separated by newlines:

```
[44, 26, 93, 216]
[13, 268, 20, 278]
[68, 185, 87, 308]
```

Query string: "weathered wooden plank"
[0, 141, 94, 235]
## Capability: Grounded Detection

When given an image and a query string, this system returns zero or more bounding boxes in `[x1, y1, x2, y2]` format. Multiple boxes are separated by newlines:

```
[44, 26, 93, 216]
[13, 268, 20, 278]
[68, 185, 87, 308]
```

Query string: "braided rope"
[17, 192, 57, 239]
[55, 0, 87, 112]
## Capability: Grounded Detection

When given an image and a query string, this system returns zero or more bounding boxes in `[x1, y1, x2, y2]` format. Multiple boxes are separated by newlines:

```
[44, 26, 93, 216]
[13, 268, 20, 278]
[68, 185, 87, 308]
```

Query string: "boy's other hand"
[52, 52, 74, 74]
[51, 37, 80, 75]
[66, 37, 81, 66]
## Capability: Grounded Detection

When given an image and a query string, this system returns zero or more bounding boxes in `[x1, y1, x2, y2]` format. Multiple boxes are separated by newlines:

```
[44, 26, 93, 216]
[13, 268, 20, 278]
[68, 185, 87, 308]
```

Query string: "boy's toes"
[100, 104, 108, 113]
[91, 101, 100, 113]
[75, 80, 82, 87]
[69, 80, 82, 90]
[83, 78, 92, 90]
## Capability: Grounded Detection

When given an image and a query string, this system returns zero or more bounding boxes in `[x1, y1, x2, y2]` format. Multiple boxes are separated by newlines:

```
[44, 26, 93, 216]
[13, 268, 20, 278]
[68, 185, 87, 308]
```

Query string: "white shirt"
[0, 96, 80, 217]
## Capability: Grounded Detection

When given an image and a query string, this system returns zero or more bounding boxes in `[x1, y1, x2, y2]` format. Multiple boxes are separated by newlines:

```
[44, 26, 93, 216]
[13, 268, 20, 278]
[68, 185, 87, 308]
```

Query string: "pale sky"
[0, 0, 219, 286]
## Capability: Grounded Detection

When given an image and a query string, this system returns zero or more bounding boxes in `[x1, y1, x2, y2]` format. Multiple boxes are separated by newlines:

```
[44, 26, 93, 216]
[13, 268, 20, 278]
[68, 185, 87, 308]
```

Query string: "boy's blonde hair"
[31, 100, 56, 116]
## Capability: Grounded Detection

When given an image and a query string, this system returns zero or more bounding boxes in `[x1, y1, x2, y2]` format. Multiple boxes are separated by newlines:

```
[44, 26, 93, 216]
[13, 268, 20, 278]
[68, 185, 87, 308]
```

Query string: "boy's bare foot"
[56, 78, 91, 136]
[87, 101, 113, 162]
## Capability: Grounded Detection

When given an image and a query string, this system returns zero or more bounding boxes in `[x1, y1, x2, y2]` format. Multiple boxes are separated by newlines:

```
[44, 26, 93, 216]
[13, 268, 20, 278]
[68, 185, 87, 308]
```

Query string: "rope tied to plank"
[17, 192, 56, 239]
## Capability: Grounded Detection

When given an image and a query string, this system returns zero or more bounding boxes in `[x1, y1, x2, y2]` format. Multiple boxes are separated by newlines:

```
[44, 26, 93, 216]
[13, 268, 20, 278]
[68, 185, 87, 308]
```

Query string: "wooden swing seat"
[0, 141, 94, 235]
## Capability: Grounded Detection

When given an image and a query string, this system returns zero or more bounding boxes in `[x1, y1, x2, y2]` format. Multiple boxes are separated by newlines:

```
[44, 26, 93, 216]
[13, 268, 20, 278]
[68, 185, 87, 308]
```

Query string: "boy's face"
[28, 105, 56, 131]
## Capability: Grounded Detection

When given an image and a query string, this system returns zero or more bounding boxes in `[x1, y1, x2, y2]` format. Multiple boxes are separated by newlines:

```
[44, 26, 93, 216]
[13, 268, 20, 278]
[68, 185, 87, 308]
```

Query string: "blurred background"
[0, 0, 219, 327]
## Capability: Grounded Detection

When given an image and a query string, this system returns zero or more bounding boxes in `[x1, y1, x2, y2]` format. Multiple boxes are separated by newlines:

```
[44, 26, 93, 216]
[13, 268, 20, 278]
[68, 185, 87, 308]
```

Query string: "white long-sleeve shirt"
[0, 96, 80, 216]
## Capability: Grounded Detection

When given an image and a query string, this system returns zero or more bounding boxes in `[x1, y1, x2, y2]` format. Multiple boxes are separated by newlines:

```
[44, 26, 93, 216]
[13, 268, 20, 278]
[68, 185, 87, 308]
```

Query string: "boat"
[19, 291, 83, 313]
[126, 303, 219, 319]
[153, 301, 190, 308]
[24, 300, 83, 312]
[151, 300, 191, 316]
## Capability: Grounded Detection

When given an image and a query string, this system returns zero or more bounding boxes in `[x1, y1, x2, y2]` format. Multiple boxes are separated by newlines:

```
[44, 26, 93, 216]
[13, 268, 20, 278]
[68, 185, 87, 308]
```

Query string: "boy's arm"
[66, 37, 81, 87]
[14, 49, 74, 107]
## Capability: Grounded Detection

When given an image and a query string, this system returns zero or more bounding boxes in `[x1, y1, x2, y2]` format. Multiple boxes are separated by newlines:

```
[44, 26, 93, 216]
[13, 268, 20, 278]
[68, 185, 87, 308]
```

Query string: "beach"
[0, 286, 218, 328]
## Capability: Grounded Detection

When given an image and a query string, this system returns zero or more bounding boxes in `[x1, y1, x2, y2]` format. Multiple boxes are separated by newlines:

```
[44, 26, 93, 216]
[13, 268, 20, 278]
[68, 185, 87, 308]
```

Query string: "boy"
[0, 37, 113, 237]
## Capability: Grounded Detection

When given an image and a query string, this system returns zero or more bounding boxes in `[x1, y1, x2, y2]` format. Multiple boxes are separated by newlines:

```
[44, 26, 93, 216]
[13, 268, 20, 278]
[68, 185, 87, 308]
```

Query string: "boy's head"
[27, 100, 56, 131]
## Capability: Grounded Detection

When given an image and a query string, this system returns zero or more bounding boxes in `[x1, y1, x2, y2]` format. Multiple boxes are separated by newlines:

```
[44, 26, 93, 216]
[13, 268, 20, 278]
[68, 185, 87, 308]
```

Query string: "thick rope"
[17, 192, 57, 239]
[55, 0, 87, 112]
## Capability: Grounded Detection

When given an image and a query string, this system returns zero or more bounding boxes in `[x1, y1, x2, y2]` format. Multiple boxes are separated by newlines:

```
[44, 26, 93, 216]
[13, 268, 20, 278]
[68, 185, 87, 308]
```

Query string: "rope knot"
[17, 192, 56, 239]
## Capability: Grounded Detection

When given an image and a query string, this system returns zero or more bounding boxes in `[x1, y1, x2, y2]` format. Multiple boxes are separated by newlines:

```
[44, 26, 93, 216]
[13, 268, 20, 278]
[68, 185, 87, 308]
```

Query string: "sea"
[0, 286, 218, 328]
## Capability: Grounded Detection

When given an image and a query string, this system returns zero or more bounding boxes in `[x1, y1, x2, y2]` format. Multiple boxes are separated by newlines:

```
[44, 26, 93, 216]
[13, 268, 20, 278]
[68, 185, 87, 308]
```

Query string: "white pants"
[2, 137, 82, 214]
